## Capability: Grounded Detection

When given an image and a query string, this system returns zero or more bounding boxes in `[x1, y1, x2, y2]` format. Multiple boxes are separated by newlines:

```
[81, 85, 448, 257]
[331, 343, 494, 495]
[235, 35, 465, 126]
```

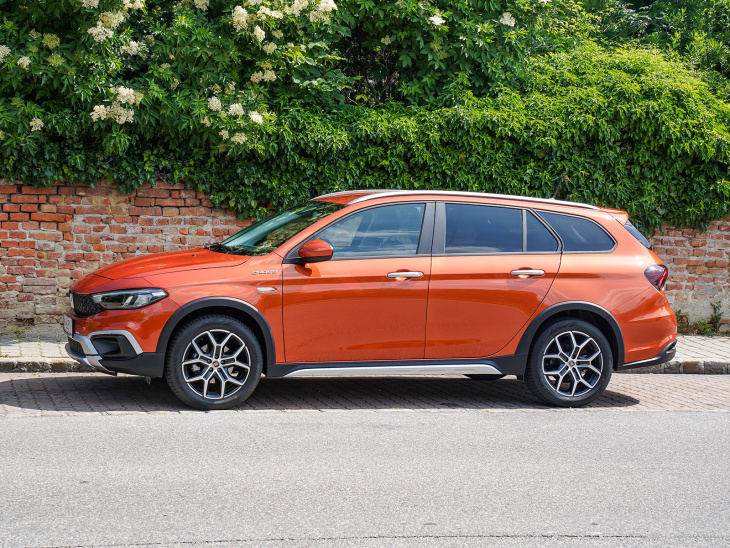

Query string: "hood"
[92, 248, 250, 280]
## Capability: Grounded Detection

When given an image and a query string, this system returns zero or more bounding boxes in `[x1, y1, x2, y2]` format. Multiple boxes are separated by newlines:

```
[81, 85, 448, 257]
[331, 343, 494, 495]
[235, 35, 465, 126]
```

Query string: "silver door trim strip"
[285, 363, 502, 377]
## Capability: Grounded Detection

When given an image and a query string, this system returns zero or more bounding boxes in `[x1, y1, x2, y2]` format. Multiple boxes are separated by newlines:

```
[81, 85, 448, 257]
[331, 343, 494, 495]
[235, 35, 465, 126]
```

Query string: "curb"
[620, 359, 730, 375]
[0, 358, 728, 374]
[0, 357, 94, 374]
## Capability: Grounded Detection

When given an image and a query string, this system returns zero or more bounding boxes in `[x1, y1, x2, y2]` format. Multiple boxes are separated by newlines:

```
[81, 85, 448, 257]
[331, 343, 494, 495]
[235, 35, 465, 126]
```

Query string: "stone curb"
[0, 357, 728, 374]
[0, 357, 94, 373]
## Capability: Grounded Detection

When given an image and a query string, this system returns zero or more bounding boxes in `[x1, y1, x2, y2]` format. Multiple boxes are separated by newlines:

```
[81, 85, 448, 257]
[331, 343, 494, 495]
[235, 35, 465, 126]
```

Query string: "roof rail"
[345, 190, 598, 210]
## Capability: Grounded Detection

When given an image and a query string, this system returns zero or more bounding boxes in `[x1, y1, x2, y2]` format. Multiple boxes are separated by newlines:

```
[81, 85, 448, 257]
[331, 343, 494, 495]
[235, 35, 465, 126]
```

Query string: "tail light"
[645, 264, 668, 291]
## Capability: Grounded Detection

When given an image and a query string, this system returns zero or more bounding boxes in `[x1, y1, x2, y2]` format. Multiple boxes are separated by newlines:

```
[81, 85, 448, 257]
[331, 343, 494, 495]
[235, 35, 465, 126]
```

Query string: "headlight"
[91, 289, 168, 310]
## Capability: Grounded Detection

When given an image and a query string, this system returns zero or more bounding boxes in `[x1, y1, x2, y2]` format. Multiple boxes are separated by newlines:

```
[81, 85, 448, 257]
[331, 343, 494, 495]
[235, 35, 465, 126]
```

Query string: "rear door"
[425, 203, 561, 359]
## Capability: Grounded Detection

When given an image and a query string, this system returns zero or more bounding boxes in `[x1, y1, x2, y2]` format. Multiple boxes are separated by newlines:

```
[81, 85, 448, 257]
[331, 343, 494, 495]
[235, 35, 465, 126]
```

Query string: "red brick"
[30, 212, 69, 223]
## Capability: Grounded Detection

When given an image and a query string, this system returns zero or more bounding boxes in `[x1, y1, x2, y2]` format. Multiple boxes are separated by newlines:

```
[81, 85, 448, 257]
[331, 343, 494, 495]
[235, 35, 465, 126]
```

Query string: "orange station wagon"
[65, 190, 677, 409]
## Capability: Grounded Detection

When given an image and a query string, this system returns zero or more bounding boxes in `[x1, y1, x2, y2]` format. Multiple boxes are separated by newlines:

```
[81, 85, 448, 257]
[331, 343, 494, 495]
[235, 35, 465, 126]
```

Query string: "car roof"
[313, 189, 599, 210]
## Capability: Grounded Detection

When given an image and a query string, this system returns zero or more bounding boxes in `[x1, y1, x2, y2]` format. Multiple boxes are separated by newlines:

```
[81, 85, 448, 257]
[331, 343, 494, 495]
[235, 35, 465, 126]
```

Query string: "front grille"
[70, 291, 104, 317]
[68, 337, 85, 356]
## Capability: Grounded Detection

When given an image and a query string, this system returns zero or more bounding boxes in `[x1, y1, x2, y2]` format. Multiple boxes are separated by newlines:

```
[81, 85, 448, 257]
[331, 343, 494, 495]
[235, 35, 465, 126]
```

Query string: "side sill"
[618, 340, 677, 371]
[268, 354, 528, 378]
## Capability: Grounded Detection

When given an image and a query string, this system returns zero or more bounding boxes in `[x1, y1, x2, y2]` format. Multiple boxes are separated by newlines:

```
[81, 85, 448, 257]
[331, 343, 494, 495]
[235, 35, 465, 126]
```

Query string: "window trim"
[532, 209, 617, 254]
[433, 201, 562, 257]
[283, 201, 434, 263]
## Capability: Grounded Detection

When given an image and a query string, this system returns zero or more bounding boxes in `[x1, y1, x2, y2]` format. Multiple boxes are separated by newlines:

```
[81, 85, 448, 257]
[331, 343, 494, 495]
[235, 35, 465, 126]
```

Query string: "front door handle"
[510, 269, 545, 278]
[387, 271, 424, 279]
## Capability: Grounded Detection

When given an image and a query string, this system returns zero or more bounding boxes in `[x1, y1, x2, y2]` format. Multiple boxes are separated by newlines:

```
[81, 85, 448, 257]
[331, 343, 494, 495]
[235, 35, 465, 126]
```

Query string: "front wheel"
[524, 319, 613, 407]
[165, 315, 263, 410]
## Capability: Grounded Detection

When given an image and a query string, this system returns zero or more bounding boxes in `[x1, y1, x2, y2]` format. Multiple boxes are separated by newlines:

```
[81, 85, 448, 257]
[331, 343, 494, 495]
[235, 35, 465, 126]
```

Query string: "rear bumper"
[618, 340, 677, 371]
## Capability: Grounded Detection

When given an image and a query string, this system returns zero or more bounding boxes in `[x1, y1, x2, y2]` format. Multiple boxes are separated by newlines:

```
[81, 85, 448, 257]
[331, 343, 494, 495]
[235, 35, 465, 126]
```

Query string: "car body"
[65, 190, 677, 408]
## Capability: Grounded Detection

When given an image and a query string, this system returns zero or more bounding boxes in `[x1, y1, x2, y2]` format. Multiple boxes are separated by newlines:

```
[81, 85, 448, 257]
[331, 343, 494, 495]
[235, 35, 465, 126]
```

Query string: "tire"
[164, 315, 263, 410]
[465, 374, 505, 381]
[524, 319, 613, 407]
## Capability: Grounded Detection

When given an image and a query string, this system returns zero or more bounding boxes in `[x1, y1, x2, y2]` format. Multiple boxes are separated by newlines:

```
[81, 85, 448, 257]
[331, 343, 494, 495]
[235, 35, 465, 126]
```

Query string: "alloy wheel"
[181, 329, 250, 400]
[541, 330, 603, 398]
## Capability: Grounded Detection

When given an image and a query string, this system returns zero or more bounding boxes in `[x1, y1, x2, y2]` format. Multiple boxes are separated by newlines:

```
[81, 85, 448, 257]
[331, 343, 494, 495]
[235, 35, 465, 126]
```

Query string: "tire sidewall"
[165, 315, 263, 410]
[525, 319, 613, 407]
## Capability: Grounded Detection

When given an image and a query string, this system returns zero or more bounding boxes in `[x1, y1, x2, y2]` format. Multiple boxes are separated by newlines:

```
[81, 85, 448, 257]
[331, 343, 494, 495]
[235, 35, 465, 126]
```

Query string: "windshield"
[207, 201, 343, 256]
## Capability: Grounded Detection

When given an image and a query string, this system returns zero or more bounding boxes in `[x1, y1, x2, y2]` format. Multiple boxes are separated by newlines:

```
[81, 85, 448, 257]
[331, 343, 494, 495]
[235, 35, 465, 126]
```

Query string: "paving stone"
[1, 373, 730, 418]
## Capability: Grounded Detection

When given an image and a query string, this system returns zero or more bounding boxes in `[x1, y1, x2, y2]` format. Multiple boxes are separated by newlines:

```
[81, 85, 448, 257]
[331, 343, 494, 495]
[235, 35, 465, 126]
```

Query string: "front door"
[425, 203, 561, 359]
[283, 202, 433, 363]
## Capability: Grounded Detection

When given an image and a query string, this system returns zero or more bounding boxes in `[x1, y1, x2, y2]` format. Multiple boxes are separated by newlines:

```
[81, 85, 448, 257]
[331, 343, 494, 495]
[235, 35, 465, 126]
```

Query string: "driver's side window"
[318, 203, 425, 259]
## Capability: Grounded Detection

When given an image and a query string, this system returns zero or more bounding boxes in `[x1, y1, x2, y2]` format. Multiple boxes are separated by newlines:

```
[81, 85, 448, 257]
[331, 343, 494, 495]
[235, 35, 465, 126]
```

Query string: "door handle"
[387, 271, 424, 279]
[510, 269, 545, 277]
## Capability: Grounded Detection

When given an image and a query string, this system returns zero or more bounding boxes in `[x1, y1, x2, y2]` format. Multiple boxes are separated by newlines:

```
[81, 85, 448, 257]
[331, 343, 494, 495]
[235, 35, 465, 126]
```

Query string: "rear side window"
[526, 212, 559, 252]
[444, 204, 522, 253]
[538, 211, 615, 252]
[623, 220, 652, 249]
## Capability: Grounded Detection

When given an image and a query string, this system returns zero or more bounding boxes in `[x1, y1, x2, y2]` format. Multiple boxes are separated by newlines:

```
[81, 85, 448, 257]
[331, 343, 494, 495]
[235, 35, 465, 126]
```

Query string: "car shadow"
[0, 374, 639, 414]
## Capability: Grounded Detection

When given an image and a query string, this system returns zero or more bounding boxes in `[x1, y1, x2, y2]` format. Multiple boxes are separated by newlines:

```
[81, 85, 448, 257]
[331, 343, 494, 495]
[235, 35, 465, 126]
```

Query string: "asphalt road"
[1, 409, 729, 548]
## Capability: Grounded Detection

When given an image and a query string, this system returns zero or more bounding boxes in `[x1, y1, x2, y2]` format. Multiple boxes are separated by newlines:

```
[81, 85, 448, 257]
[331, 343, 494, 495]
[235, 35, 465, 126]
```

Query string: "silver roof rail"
[342, 190, 598, 210]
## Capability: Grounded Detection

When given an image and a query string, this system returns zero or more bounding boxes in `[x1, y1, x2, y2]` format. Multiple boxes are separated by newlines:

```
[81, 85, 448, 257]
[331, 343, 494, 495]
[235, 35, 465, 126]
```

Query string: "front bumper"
[618, 340, 677, 371]
[66, 331, 164, 377]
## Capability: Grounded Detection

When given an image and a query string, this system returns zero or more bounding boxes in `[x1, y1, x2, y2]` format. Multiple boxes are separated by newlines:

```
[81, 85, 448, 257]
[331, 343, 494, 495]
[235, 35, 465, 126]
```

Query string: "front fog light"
[91, 289, 168, 310]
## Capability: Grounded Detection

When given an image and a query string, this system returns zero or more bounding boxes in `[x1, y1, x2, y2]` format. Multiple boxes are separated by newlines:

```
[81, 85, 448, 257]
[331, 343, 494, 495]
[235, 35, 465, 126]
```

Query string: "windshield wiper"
[205, 242, 253, 255]
[205, 242, 235, 254]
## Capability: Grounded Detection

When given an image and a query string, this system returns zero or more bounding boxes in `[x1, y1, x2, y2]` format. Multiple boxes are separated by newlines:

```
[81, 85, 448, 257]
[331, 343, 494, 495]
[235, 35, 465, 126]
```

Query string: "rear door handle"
[510, 269, 545, 277]
[387, 271, 424, 279]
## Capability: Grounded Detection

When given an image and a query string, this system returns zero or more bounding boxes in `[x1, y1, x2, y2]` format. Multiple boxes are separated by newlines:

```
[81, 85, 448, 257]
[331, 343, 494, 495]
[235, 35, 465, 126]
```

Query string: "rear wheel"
[165, 315, 263, 410]
[524, 319, 612, 407]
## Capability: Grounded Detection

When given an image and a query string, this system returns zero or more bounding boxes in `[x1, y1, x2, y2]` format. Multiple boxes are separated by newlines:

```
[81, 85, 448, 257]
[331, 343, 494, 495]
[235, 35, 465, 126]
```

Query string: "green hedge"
[4, 43, 728, 231]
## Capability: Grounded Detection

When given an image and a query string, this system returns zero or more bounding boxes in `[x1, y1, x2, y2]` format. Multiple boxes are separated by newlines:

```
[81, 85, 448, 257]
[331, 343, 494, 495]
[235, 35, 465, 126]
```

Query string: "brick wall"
[0, 180, 728, 329]
[0, 181, 249, 326]
[652, 221, 730, 330]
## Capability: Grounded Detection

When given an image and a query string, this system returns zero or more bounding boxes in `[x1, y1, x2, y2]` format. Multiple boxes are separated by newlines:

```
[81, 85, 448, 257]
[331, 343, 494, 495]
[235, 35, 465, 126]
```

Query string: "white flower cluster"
[429, 15, 445, 26]
[30, 118, 44, 131]
[100, 11, 127, 29]
[120, 40, 147, 57]
[228, 103, 245, 116]
[0, 45, 10, 61]
[88, 21, 114, 42]
[286, 0, 309, 17]
[499, 12, 516, 26]
[29, 30, 42, 39]
[250, 69, 276, 83]
[263, 42, 277, 54]
[309, 1, 338, 24]
[194, 0, 209, 9]
[219, 129, 229, 140]
[258, 6, 283, 19]
[113, 86, 143, 105]
[122, 0, 145, 8]
[232, 6, 249, 30]
[208, 96, 223, 111]
[272, 29, 284, 39]
[90, 103, 135, 124]
[17, 56, 31, 69]
[230, 132, 248, 144]
[249, 111, 263, 124]
[79, 0, 99, 8]
[381, 35, 391, 45]
[90, 87, 142, 125]
[253, 25, 265, 42]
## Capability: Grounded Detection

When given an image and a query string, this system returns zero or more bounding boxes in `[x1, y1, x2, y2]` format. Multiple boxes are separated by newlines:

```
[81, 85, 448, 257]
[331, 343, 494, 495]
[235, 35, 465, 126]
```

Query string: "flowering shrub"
[0, 1, 728, 229]
[0, 0, 350, 159]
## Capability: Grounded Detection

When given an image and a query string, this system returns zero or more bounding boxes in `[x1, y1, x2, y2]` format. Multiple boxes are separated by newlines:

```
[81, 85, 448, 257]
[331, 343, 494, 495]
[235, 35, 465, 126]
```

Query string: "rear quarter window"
[537, 211, 615, 253]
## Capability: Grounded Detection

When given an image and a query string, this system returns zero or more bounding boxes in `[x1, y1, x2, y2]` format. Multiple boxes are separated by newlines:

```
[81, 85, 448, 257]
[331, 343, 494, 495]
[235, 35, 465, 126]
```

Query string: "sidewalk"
[1, 324, 728, 374]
